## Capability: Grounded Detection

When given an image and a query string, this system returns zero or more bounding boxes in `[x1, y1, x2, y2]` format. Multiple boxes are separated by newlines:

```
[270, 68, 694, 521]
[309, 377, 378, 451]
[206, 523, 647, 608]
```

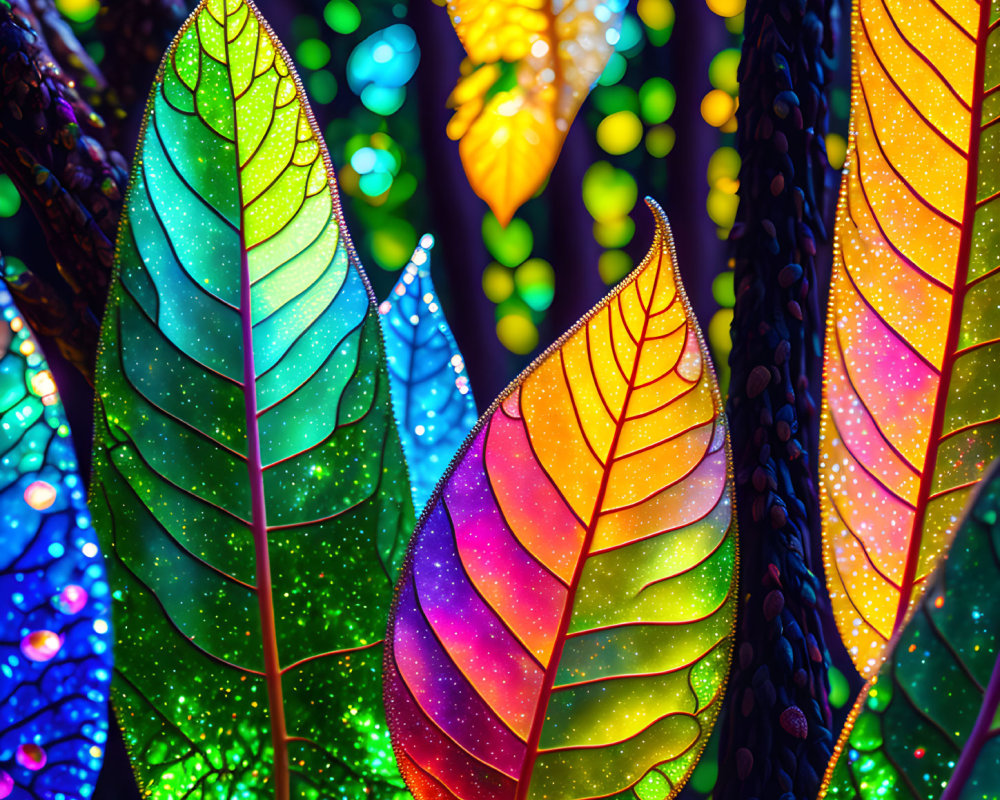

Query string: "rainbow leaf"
[89, 1, 415, 797]
[379, 235, 478, 515]
[820, 0, 1000, 676]
[384, 199, 737, 800]
[0, 287, 112, 800]
[445, 0, 626, 225]
[820, 458, 1000, 800]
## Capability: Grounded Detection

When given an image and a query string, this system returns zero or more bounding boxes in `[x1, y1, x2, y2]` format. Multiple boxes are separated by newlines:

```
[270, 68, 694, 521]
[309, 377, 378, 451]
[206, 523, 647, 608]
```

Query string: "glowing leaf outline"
[89, 1, 415, 797]
[819, 0, 1000, 677]
[379, 235, 478, 515]
[0, 287, 113, 800]
[384, 198, 737, 800]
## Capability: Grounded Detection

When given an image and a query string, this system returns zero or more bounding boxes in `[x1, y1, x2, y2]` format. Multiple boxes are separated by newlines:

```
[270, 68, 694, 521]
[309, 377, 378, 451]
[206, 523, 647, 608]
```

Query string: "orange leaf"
[820, 0, 1000, 677]
[444, 0, 624, 224]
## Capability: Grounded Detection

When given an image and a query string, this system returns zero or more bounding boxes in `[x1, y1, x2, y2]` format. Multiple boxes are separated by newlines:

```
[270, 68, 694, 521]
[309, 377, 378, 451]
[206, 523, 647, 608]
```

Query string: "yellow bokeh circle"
[596, 111, 644, 155]
[701, 89, 735, 128]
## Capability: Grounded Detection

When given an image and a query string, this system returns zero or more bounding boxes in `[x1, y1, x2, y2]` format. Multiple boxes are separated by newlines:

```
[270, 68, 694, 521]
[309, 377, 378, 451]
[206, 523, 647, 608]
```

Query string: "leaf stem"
[514, 233, 667, 799]
[894, 0, 991, 637]
[241, 241, 290, 800]
[227, 6, 290, 798]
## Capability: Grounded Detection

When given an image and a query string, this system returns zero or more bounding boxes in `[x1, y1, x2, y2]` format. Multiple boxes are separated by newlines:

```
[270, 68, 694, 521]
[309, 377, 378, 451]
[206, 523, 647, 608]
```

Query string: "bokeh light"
[482, 213, 533, 268]
[598, 249, 632, 284]
[709, 48, 741, 95]
[582, 162, 638, 223]
[369, 218, 417, 270]
[639, 78, 676, 124]
[645, 124, 675, 157]
[597, 110, 644, 154]
[482, 262, 515, 303]
[701, 89, 735, 128]
[0, 175, 21, 218]
[514, 259, 555, 312]
[54, 0, 98, 24]
[324, 0, 361, 34]
[496, 313, 538, 355]
[347, 24, 420, 114]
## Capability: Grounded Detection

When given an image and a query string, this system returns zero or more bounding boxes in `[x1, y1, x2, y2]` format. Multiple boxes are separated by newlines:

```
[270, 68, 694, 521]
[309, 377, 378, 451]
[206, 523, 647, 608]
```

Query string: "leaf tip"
[644, 195, 669, 231]
[489, 201, 517, 228]
[417, 232, 435, 253]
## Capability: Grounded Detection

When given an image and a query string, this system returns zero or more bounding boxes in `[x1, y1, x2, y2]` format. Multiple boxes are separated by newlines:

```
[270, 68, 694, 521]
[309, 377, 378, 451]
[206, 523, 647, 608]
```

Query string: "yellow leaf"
[444, 0, 623, 223]
[458, 87, 560, 225]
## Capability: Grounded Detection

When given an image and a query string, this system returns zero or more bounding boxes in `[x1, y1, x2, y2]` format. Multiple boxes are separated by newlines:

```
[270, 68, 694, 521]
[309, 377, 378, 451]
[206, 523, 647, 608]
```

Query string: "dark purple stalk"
[940, 646, 1000, 800]
[716, 2, 838, 799]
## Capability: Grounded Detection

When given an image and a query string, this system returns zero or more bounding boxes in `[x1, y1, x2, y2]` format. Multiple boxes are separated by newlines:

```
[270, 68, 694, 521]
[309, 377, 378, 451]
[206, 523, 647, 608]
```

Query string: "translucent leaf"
[385, 199, 737, 800]
[820, 0, 1000, 677]
[89, 2, 415, 797]
[0, 287, 112, 800]
[820, 458, 1000, 800]
[446, 0, 627, 224]
[379, 236, 478, 515]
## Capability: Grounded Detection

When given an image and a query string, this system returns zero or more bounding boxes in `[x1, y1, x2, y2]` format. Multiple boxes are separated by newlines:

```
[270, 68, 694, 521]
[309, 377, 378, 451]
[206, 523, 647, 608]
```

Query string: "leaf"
[445, 0, 626, 225]
[819, 0, 1000, 677]
[384, 199, 737, 800]
[378, 236, 478, 515]
[88, 1, 415, 797]
[0, 286, 112, 800]
[819, 458, 1000, 800]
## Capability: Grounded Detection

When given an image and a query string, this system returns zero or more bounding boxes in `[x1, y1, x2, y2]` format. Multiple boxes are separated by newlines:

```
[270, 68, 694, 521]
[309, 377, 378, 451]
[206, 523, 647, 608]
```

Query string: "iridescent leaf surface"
[445, 0, 626, 224]
[820, 459, 1000, 800]
[385, 199, 737, 800]
[89, 2, 415, 797]
[0, 287, 112, 800]
[379, 235, 478, 515]
[820, 0, 1000, 676]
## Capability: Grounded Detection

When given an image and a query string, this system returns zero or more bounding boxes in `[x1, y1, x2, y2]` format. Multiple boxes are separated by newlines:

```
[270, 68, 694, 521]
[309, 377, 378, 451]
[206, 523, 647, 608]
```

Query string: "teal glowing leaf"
[820, 458, 1000, 800]
[88, 1, 415, 797]
[385, 200, 737, 800]
[0, 287, 112, 800]
[379, 235, 478, 514]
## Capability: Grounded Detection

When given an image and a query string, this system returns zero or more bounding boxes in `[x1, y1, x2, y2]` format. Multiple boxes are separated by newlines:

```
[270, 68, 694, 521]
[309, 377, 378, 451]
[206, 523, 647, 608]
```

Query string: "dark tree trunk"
[716, 3, 839, 799]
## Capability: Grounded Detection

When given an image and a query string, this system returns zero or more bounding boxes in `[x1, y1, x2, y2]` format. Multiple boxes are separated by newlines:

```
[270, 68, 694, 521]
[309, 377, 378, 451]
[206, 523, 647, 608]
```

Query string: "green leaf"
[820, 459, 1000, 800]
[89, 1, 415, 798]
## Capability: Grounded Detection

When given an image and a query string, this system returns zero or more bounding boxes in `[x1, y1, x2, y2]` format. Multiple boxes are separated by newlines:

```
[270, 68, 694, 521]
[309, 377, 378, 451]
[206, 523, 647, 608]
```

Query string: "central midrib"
[892, 0, 991, 638]
[515, 246, 667, 800]
[222, 13, 290, 800]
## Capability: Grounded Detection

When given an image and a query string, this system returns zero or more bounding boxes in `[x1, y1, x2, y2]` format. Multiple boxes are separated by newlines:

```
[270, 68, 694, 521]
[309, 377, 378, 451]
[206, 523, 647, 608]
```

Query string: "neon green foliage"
[89, 1, 415, 797]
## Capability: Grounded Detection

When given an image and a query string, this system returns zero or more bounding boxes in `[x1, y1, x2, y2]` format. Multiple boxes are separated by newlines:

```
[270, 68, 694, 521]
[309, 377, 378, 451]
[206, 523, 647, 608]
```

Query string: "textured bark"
[717, 2, 838, 799]
[97, 0, 189, 148]
[0, 0, 187, 379]
[0, 0, 124, 376]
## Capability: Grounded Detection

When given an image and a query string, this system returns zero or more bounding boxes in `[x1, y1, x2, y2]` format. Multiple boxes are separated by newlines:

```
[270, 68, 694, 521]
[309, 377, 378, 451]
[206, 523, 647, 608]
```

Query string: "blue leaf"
[379, 236, 478, 513]
[0, 287, 112, 800]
